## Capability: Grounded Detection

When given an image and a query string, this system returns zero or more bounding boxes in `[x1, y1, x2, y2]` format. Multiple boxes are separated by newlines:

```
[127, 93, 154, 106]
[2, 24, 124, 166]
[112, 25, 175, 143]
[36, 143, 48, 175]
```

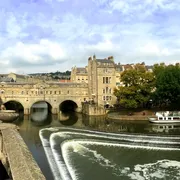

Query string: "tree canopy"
[152, 64, 180, 108]
[114, 65, 155, 108]
[114, 63, 180, 109]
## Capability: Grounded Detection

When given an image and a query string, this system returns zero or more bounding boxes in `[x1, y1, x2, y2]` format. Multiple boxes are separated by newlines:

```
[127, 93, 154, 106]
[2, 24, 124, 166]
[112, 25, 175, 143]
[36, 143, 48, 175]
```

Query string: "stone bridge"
[0, 82, 89, 114]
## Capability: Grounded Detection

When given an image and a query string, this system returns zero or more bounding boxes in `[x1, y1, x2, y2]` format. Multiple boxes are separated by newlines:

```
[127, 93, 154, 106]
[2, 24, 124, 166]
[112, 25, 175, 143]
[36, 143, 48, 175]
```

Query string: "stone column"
[51, 108, 58, 114]
[24, 108, 30, 115]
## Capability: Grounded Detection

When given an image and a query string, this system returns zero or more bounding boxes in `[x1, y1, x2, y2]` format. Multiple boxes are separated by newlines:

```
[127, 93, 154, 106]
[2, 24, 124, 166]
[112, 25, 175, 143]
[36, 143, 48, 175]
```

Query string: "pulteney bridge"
[0, 82, 89, 114]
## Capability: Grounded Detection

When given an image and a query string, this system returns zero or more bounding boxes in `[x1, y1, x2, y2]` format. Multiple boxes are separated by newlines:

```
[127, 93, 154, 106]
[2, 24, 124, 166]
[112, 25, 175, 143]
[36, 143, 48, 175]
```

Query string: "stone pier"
[0, 123, 45, 180]
[82, 103, 106, 116]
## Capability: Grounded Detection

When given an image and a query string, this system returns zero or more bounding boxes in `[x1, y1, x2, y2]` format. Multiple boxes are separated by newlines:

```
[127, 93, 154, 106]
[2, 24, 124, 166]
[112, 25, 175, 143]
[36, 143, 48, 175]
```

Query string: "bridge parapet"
[0, 123, 45, 180]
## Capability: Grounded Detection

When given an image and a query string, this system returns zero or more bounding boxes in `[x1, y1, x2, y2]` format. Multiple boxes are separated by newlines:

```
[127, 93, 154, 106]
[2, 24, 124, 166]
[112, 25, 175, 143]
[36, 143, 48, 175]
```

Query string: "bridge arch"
[3, 100, 24, 113]
[30, 100, 53, 114]
[59, 100, 78, 112]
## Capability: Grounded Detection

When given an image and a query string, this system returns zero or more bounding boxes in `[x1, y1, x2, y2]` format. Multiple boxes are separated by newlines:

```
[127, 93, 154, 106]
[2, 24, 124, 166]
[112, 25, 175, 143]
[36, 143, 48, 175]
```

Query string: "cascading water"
[39, 127, 180, 180]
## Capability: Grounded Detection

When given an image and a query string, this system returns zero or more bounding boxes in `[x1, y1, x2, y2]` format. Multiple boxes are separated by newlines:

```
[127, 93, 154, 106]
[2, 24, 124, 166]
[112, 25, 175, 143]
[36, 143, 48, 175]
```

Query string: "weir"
[39, 127, 180, 180]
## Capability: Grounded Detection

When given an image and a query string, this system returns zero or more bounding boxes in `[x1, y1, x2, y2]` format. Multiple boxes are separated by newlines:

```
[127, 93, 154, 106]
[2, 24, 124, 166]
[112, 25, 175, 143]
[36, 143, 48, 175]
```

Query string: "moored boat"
[0, 110, 19, 122]
[148, 111, 180, 124]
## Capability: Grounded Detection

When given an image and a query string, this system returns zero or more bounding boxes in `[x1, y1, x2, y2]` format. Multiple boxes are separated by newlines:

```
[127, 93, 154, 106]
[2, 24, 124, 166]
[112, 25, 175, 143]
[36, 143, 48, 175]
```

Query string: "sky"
[0, 0, 180, 74]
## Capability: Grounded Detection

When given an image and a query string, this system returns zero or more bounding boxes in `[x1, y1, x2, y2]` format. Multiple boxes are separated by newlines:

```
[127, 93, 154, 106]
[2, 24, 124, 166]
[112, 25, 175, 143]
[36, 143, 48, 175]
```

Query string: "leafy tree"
[153, 64, 180, 108]
[153, 63, 165, 77]
[114, 66, 155, 109]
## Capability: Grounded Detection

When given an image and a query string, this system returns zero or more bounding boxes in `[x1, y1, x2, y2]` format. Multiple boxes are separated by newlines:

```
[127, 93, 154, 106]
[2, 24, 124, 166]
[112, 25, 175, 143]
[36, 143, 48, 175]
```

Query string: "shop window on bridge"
[50, 91, 52, 94]
[54, 91, 56, 94]
[59, 91, 61, 94]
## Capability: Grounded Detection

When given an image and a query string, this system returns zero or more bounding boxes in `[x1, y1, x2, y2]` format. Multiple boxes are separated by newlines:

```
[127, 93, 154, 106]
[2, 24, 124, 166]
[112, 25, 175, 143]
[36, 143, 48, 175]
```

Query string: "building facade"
[71, 55, 152, 107]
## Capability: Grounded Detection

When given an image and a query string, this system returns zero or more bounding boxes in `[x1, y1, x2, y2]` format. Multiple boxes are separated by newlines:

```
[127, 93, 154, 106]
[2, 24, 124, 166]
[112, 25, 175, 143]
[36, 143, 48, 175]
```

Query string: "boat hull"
[0, 110, 19, 122]
[148, 117, 180, 124]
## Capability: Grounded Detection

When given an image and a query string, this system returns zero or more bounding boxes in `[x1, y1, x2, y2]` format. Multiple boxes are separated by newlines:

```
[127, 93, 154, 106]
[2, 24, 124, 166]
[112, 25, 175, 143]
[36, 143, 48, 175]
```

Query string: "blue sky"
[0, 0, 180, 74]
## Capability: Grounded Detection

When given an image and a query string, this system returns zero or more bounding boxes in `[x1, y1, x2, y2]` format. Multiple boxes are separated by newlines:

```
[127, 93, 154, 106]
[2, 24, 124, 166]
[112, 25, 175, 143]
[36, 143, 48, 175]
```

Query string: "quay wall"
[82, 103, 106, 116]
[0, 123, 45, 180]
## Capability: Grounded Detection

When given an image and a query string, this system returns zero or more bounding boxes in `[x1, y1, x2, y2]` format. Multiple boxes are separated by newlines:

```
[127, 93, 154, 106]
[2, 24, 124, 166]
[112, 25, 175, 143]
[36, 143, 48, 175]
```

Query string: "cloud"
[0, 39, 68, 73]
[0, 0, 179, 73]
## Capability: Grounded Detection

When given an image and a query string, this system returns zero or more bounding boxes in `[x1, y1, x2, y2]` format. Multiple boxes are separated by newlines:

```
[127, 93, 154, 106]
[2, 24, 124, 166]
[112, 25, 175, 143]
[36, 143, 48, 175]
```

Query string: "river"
[13, 106, 180, 180]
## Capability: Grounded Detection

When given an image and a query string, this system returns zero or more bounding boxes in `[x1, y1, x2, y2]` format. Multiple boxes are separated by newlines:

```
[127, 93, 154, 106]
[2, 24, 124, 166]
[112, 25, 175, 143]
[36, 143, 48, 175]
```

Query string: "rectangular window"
[109, 88, 111, 94]
[106, 77, 108, 83]
[103, 77, 105, 83]
[103, 96, 106, 101]
[103, 77, 111, 84]
[54, 91, 56, 94]
[103, 89, 105, 94]
[106, 96, 109, 101]
[106, 87, 108, 93]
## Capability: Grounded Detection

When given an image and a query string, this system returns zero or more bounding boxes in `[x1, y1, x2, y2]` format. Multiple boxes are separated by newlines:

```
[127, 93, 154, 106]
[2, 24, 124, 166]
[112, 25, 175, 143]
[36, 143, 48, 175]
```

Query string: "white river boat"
[148, 111, 180, 124]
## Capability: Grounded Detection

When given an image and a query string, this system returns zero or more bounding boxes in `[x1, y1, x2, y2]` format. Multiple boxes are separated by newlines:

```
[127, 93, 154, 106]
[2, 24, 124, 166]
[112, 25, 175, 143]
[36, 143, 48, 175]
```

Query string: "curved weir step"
[39, 127, 180, 180]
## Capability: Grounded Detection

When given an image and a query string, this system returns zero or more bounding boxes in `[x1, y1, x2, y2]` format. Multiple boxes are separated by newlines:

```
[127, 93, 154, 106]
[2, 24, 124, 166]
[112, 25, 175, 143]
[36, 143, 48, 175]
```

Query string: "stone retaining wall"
[82, 103, 106, 116]
[0, 123, 45, 180]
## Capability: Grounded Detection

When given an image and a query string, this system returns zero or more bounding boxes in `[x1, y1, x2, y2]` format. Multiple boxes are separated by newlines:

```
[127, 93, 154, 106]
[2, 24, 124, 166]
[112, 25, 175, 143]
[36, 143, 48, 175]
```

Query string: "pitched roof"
[96, 59, 114, 63]
[76, 67, 87, 74]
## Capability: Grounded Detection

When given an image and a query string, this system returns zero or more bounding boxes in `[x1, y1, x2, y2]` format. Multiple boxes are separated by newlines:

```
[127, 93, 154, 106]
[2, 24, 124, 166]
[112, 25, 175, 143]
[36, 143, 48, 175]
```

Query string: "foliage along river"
[13, 105, 180, 180]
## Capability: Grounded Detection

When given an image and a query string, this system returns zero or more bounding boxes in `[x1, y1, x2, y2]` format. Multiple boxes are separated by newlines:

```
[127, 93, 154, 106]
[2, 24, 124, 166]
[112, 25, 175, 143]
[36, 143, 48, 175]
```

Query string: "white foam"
[49, 130, 180, 148]
[61, 139, 180, 180]
[39, 130, 62, 180]
[128, 159, 180, 179]
[39, 127, 180, 180]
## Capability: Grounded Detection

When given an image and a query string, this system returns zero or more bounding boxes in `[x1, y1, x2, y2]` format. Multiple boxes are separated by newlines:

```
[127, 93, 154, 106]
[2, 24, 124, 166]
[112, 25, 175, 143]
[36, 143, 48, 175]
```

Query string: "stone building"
[71, 55, 117, 106]
[88, 55, 117, 106]
[71, 55, 153, 107]
[71, 66, 88, 83]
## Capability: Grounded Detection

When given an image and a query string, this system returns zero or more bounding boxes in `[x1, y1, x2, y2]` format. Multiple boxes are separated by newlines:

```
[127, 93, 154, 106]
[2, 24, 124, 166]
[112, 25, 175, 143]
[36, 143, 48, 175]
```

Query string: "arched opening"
[59, 112, 78, 126]
[30, 101, 52, 124]
[31, 101, 52, 113]
[3, 100, 24, 113]
[59, 100, 78, 113]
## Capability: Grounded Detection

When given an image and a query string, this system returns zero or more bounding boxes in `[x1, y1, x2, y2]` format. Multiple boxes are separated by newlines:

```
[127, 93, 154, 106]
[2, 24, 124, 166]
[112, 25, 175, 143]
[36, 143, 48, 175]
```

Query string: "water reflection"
[12, 109, 180, 180]
[30, 102, 51, 126]
[58, 112, 78, 126]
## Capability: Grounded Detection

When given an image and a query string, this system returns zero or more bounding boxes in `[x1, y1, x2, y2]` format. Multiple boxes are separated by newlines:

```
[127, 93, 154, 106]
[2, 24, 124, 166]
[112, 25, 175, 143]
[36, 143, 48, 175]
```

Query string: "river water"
[13, 106, 180, 180]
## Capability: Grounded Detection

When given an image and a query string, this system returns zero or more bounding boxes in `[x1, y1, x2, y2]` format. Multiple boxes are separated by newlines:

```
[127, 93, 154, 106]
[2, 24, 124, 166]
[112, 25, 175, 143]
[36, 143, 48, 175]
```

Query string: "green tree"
[153, 64, 180, 108]
[153, 63, 165, 77]
[114, 66, 155, 109]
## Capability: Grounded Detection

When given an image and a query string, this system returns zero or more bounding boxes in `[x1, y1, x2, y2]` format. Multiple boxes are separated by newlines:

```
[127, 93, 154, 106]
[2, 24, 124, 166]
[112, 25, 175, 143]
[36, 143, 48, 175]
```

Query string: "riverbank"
[107, 110, 155, 121]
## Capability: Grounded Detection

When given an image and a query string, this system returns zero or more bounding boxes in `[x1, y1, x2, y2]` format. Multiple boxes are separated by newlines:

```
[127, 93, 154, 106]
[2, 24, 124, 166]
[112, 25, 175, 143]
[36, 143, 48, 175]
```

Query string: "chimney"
[88, 56, 92, 61]
[108, 56, 114, 62]
[93, 54, 96, 60]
